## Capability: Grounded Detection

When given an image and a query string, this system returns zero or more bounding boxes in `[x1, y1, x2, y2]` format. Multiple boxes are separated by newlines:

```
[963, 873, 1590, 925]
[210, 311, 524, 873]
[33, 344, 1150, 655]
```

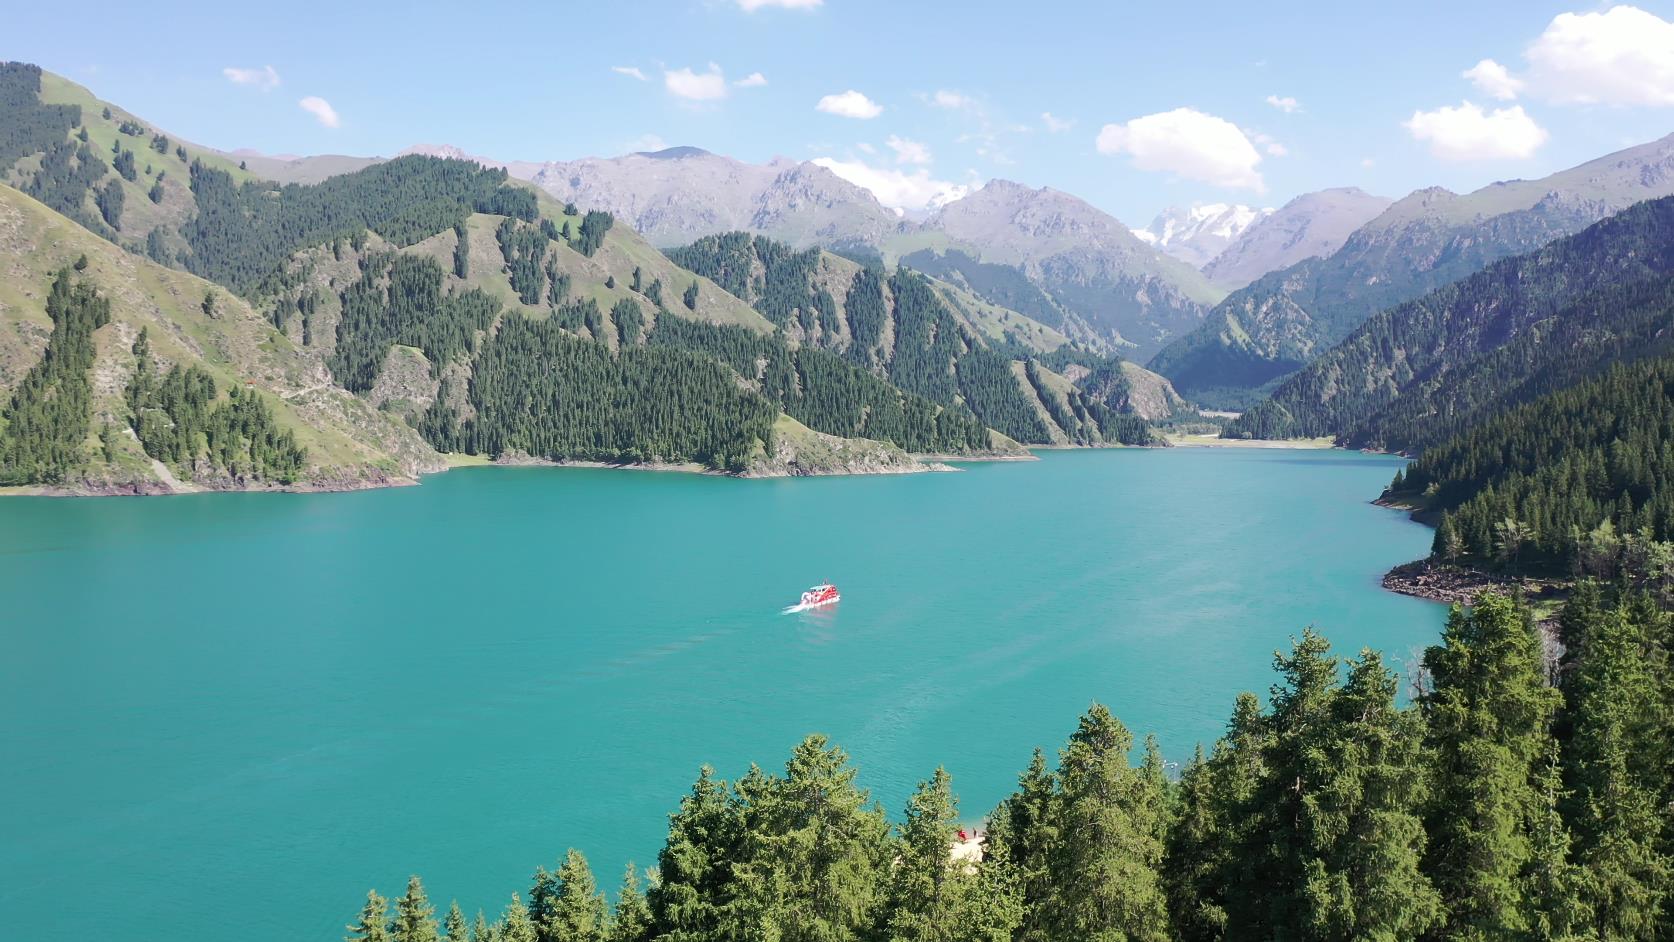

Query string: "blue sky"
[8, 0, 1674, 225]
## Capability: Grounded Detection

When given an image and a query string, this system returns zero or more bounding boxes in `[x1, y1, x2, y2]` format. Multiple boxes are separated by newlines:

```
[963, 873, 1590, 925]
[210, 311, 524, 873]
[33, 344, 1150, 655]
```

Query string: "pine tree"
[393, 876, 440, 942]
[1230, 629, 1339, 936]
[348, 890, 392, 942]
[992, 748, 1058, 942]
[500, 895, 536, 942]
[531, 849, 607, 942]
[883, 767, 968, 942]
[649, 765, 741, 941]
[1305, 650, 1441, 938]
[1046, 704, 1171, 942]
[470, 911, 493, 942]
[1420, 594, 1562, 938]
[609, 865, 652, 942]
[725, 735, 891, 942]
[1525, 744, 1593, 940]
[1564, 601, 1671, 938]
[443, 902, 469, 942]
[1165, 692, 1268, 942]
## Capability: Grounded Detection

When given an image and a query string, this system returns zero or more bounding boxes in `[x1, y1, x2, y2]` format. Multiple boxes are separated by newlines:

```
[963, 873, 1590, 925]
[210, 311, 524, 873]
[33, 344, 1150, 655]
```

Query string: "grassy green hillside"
[0, 185, 439, 492]
[0, 63, 1165, 485]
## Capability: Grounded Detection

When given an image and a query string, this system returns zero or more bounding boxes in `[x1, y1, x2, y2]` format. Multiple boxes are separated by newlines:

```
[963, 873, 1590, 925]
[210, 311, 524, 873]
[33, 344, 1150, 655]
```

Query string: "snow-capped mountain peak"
[1131, 203, 1274, 268]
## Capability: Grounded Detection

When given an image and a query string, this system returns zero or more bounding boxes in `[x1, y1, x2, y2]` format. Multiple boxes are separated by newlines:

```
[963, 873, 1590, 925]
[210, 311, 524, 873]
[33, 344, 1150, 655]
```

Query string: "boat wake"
[783, 583, 840, 614]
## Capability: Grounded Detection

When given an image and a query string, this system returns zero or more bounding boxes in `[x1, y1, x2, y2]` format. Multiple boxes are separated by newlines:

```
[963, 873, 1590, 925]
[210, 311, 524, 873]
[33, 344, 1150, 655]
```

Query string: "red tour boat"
[785, 583, 840, 612]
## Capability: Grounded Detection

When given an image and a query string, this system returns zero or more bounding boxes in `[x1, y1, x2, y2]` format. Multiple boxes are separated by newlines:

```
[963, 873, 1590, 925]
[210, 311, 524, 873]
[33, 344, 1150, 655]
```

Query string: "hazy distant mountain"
[1201, 188, 1392, 290]
[225, 149, 383, 185]
[901, 181, 1224, 357]
[525, 147, 907, 249]
[1149, 134, 1674, 404]
[1133, 203, 1272, 269]
[516, 149, 1223, 358]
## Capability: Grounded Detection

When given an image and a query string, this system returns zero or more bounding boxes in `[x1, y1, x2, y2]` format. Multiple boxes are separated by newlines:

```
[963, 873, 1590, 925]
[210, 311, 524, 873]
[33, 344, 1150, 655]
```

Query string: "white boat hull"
[782, 594, 840, 614]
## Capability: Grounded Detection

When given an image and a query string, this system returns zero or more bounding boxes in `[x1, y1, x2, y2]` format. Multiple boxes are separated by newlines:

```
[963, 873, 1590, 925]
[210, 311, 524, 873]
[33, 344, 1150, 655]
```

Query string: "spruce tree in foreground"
[1165, 692, 1268, 941]
[1420, 594, 1562, 938]
[393, 875, 439, 942]
[1045, 703, 1171, 942]
[609, 865, 652, 942]
[530, 849, 607, 942]
[648, 765, 740, 941]
[724, 734, 891, 942]
[990, 748, 1058, 942]
[499, 894, 536, 942]
[442, 901, 468, 942]
[347, 890, 392, 942]
[1562, 599, 1671, 939]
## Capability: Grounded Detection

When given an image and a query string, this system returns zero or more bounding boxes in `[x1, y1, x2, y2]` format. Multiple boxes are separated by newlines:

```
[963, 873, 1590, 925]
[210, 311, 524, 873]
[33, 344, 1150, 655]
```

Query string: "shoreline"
[2, 448, 1003, 498]
[1381, 559, 1567, 607]
[1164, 433, 1337, 449]
[0, 436, 1385, 499]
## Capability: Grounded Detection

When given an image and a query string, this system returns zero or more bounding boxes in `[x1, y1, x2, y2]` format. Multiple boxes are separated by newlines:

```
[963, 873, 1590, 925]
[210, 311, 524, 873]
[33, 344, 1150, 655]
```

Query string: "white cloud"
[734, 72, 768, 88]
[1041, 111, 1074, 132]
[886, 135, 932, 165]
[612, 66, 648, 82]
[1404, 101, 1548, 160]
[737, 0, 821, 9]
[298, 96, 340, 128]
[1246, 129, 1289, 157]
[928, 89, 974, 110]
[1524, 5, 1674, 106]
[627, 134, 667, 153]
[1361, 157, 1376, 168]
[811, 157, 974, 211]
[816, 90, 883, 119]
[223, 65, 280, 91]
[1462, 59, 1524, 100]
[665, 64, 729, 101]
[1095, 107, 1265, 190]
[1264, 95, 1301, 113]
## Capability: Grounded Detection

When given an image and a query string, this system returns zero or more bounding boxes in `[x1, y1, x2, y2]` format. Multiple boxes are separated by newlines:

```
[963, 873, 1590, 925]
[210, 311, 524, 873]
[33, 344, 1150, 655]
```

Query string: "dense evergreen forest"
[330, 253, 499, 392]
[0, 267, 110, 484]
[665, 232, 843, 338]
[667, 232, 1153, 447]
[428, 315, 776, 472]
[1226, 197, 1674, 445]
[647, 317, 989, 454]
[184, 156, 537, 294]
[125, 329, 306, 482]
[1387, 355, 1674, 574]
[346, 582, 1673, 942]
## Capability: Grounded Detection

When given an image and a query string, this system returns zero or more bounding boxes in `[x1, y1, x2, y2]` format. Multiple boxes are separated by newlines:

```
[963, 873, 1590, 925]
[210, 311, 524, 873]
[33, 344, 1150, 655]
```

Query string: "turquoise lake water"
[0, 448, 1443, 940]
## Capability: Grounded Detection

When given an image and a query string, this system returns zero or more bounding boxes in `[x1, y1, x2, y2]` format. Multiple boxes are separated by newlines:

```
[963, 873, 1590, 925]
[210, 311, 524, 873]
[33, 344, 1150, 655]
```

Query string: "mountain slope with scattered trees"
[1152, 135, 1674, 405]
[1225, 196, 1674, 447]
